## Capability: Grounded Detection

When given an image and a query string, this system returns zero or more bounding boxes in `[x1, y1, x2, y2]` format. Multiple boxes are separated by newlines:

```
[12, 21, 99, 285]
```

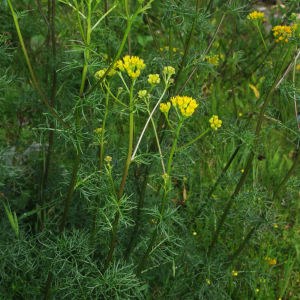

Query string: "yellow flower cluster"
[116, 55, 146, 79]
[264, 257, 277, 265]
[232, 270, 238, 276]
[247, 11, 264, 20]
[171, 95, 199, 117]
[160, 102, 171, 113]
[272, 24, 298, 43]
[148, 74, 160, 85]
[205, 55, 219, 66]
[206, 279, 210, 285]
[163, 66, 176, 75]
[94, 128, 102, 134]
[95, 67, 116, 80]
[138, 90, 147, 98]
[209, 115, 222, 130]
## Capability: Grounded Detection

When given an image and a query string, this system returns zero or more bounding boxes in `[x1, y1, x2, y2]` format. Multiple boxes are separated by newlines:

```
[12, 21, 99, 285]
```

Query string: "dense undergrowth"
[1, 0, 300, 299]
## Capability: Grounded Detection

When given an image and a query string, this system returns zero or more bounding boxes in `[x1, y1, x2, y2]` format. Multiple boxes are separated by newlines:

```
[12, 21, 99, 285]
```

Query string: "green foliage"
[1, 0, 300, 299]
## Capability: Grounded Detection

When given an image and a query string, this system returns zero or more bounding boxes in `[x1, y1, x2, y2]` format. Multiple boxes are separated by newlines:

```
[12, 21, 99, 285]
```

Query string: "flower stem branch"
[102, 80, 134, 273]
[175, 128, 210, 152]
[136, 121, 183, 277]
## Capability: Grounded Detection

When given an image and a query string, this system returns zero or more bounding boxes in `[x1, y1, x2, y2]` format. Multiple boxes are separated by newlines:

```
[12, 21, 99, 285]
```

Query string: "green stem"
[175, 128, 210, 152]
[123, 114, 166, 260]
[103, 81, 128, 107]
[206, 43, 295, 258]
[7, 0, 70, 129]
[102, 80, 134, 273]
[90, 88, 110, 248]
[257, 26, 268, 52]
[136, 121, 183, 277]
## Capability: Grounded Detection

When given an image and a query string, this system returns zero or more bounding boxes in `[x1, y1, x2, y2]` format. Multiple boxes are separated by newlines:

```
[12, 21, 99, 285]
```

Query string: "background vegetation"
[1, 0, 300, 299]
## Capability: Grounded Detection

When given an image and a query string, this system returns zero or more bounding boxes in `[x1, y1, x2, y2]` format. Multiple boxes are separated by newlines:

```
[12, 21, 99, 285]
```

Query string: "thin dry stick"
[36, 0, 50, 26]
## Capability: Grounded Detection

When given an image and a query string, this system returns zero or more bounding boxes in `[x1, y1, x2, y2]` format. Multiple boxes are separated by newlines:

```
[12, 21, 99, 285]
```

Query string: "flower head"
[94, 128, 102, 134]
[205, 55, 219, 66]
[232, 270, 238, 276]
[163, 66, 176, 75]
[170, 95, 199, 117]
[272, 24, 298, 43]
[247, 11, 264, 20]
[148, 74, 160, 85]
[104, 156, 112, 163]
[138, 90, 147, 98]
[159, 102, 171, 114]
[193, 232, 197, 236]
[116, 55, 146, 79]
[209, 115, 222, 130]
[206, 279, 210, 285]
[95, 64, 116, 80]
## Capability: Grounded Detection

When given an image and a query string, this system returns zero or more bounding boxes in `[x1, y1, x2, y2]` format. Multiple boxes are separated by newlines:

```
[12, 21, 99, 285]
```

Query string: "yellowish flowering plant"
[205, 55, 219, 66]
[94, 128, 103, 134]
[247, 11, 264, 21]
[168, 95, 199, 117]
[209, 115, 222, 130]
[272, 24, 298, 43]
[159, 102, 171, 114]
[95, 67, 116, 80]
[148, 74, 160, 85]
[138, 90, 147, 98]
[247, 11, 268, 51]
[116, 55, 146, 79]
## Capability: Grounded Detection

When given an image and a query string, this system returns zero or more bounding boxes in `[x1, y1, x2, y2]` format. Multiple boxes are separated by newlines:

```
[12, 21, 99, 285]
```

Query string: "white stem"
[131, 87, 168, 162]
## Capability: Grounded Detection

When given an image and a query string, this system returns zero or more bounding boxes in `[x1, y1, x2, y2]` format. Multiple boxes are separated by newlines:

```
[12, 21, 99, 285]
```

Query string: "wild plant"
[1, 0, 300, 299]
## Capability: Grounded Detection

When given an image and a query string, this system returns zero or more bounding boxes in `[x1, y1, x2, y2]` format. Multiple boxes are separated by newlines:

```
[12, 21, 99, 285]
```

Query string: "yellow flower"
[163, 66, 176, 75]
[206, 279, 210, 284]
[193, 232, 197, 235]
[209, 115, 222, 130]
[272, 24, 298, 44]
[159, 102, 171, 114]
[274, 224, 278, 228]
[148, 74, 160, 85]
[239, 113, 242, 117]
[94, 128, 102, 134]
[205, 55, 219, 66]
[104, 156, 112, 163]
[247, 11, 264, 20]
[138, 90, 147, 98]
[241, 169, 244, 173]
[232, 270, 238, 276]
[269, 258, 277, 265]
[116, 55, 145, 79]
[171, 95, 199, 117]
[256, 289, 259, 293]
